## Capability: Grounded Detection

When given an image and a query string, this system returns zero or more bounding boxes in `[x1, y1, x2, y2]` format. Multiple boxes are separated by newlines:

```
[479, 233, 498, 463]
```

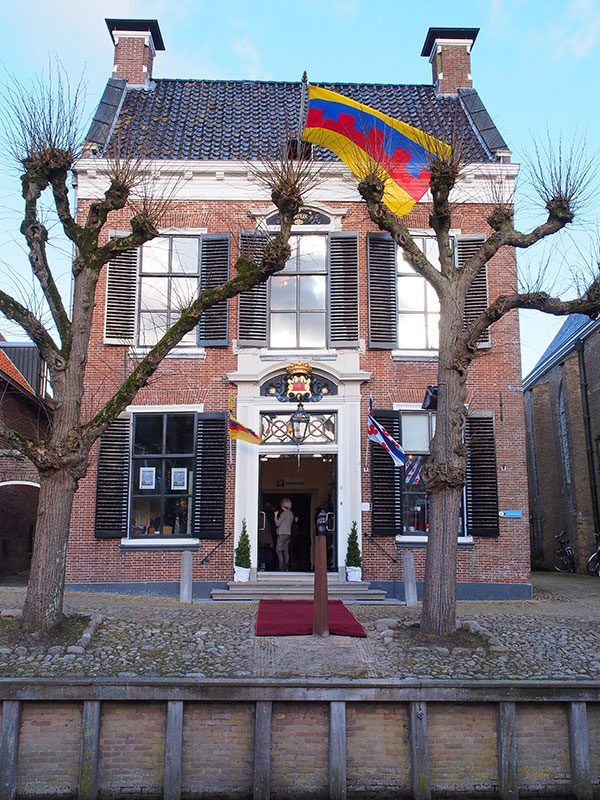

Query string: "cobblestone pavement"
[0, 572, 599, 681]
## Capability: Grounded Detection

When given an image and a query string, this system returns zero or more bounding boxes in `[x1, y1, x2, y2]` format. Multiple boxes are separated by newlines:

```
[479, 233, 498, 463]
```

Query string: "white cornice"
[74, 159, 519, 205]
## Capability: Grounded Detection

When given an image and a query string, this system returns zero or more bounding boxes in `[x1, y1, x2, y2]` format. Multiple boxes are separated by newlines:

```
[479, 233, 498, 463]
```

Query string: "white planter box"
[234, 566, 251, 582]
[346, 566, 362, 582]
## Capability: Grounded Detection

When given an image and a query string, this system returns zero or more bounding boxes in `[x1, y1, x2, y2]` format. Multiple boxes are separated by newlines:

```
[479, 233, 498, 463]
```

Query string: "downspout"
[576, 339, 600, 540]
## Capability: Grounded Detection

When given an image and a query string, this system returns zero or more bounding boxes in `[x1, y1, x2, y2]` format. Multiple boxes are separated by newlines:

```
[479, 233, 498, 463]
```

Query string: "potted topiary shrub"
[234, 519, 251, 582]
[345, 521, 362, 582]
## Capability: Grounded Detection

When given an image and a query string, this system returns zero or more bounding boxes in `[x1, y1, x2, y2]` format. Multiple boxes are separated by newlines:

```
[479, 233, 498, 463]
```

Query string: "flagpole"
[298, 70, 308, 145]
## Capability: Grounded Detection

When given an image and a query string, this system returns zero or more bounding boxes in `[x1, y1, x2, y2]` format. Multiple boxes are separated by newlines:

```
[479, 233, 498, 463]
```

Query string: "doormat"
[255, 599, 367, 637]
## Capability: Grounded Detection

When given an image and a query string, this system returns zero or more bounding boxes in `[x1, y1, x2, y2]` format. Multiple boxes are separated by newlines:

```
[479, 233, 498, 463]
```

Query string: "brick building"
[523, 315, 600, 571]
[66, 19, 531, 599]
[0, 339, 51, 576]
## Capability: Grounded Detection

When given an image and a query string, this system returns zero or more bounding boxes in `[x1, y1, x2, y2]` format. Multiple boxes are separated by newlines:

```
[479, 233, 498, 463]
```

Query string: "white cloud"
[229, 33, 269, 80]
[550, 0, 600, 61]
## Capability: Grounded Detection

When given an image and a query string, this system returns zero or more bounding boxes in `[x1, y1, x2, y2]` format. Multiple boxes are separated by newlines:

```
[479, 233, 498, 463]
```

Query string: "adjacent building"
[66, 19, 531, 599]
[524, 315, 600, 570]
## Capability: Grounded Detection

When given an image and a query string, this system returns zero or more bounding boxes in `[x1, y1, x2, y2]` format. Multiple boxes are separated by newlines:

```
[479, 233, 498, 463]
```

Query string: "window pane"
[131, 496, 162, 536]
[427, 313, 440, 349]
[300, 275, 326, 310]
[403, 488, 430, 533]
[170, 277, 197, 311]
[170, 314, 198, 346]
[142, 238, 169, 273]
[299, 236, 326, 271]
[139, 312, 168, 346]
[270, 313, 297, 347]
[165, 417, 194, 454]
[283, 236, 299, 272]
[398, 277, 425, 311]
[426, 282, 440, 311]
[402, 414, 431, 452]
[271, 276, 297, 310]
[424, 237, 440, 269]
[172, 238, 199, 273]
[398, 247, 416, 274]
[140, 277, 169, 310]
[134, 416, 163, 454]
[398, 314, 426, 349]
[164, 496, 192, 536]
[299, 313, 326, 347]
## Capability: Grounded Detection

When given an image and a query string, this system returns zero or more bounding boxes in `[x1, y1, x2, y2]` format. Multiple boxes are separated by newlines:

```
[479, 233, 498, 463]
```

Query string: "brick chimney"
[421, 27, 479, 95]
[105, 19, 165, 87]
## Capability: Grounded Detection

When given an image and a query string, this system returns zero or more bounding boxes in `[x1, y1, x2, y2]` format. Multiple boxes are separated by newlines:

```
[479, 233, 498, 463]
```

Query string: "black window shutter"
[193, 413, 227, 539]
[367, 233, 397, 349]
[458, 236, 490, 346]
[238, 232, 268, 346]
[104, 248, 139, 344]
[371, 410, 403, 536]
[465, 416, 499, 537]
[198, 233, 230, 347]
[328, 232, 359, 347]
[95, 417, 131, 539]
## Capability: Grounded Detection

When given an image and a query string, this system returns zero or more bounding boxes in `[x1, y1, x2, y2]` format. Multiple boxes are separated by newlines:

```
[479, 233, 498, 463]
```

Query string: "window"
[269, 235, 327, 348]
[400, 411, 436, 534]
[397, 236, 440, 351]
[558, 384, 572, 485]
[130, 413, 195, 537]
[138, 236, 200, 347]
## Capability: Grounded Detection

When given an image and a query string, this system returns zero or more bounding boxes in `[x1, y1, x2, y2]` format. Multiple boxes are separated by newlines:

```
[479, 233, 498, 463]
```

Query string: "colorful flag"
[405, 455, 424, 485]
[302, 85, 451, 218]
[228, 393, 262, 445]
[367, 396, 406, 467]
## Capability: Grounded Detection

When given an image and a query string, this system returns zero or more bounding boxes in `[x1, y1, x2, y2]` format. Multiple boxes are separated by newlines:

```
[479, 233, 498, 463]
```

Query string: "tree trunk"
[420, 296, 469, 636]
[21, 469, 78, 632]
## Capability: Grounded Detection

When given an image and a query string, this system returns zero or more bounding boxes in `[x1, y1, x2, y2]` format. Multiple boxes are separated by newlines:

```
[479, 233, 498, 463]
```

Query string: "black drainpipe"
[576, 339, 600, 540]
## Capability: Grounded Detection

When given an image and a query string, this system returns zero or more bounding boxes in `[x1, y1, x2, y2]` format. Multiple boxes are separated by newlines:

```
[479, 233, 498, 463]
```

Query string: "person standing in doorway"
[274, 497, 293, 571]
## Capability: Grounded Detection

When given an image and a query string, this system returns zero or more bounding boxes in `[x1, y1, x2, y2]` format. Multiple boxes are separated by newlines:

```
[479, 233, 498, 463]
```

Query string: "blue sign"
[498, 510, 523, 519]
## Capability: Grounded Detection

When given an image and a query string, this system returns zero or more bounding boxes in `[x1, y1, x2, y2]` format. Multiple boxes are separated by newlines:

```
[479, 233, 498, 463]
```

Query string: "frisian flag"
[405, 455, 424, 485]
[367, 396, 406, 467]
[301, 85, 451, 218]
[228, 392, 262, 445]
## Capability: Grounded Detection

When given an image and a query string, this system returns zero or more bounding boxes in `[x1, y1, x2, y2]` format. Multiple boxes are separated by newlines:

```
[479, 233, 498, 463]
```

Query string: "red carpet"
[255, 599, 367, 637]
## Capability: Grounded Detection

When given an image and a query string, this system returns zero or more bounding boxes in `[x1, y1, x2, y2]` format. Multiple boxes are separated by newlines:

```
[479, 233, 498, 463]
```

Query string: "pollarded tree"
[0, 68, 310, 633]
[357, 139, 599, 635]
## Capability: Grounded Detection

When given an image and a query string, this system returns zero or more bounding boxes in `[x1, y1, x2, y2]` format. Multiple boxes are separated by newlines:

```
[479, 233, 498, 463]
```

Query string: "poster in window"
[171, 467, 188, 491]
[139, 467, 156, 490]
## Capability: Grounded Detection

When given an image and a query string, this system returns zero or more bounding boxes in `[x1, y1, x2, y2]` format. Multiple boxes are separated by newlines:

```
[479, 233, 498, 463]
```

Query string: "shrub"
[234, 518, 251, 568]
[345, 521, 362, 567]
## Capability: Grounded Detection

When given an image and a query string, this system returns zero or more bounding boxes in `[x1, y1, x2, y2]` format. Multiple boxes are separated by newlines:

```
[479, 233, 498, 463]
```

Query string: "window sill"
[120, 538, 200, 551]
[129, 347, 207, 360]
[391, 350, 438, 362]
[395, 535, 474, 549]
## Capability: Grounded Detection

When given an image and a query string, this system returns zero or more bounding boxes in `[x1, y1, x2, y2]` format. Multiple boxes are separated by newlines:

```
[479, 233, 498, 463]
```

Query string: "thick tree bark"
[21, 469, 79, 632]
[420, 293, 469, 635]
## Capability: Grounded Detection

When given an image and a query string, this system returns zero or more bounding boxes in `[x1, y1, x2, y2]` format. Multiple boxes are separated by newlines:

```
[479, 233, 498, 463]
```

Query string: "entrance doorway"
[259, 454, 337, 572]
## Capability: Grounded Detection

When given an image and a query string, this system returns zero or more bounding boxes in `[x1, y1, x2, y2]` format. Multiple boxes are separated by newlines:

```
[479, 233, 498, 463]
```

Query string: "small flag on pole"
[228, 392, 262, 445]
[302, 85, 451, 218]
[367, 396, 406, 467]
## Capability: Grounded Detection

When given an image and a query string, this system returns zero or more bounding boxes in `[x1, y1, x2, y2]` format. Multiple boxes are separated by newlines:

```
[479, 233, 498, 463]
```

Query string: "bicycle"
[586, 539, 600, 576]
[551, 531, 576, 573]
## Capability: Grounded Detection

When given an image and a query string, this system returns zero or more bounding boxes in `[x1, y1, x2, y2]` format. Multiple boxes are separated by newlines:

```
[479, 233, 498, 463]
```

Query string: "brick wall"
[112, 35, 154, 86]
[516, 704, 571, 792]
[270, 702, 329, 798]
[68, 194, 530, 588]
[432, 44, 473, 94]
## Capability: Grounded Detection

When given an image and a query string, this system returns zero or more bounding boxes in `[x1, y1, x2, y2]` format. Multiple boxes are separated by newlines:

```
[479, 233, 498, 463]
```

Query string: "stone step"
[211, 581, 387, 602]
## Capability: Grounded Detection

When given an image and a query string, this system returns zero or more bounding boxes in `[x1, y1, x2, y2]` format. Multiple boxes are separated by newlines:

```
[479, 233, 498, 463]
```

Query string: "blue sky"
[1, 0, 599, 375]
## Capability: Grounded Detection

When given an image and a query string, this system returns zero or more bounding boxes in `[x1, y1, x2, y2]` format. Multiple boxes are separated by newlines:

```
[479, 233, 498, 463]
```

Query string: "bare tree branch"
[0, 287, 58, 360]
[0, 415, 35, 460]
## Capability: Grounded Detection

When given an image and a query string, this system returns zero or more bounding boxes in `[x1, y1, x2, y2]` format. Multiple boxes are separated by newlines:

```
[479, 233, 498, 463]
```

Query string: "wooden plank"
[0, 701, 21, 800]
[568, 702, 592, 800]
[164, 701, 184, 800]
[496, 702, 519, 800]
[253, 701, 272, 800]
[78, 700, 101, 800]
[329, 701, 346, 800]
[409, 701, 430, 800]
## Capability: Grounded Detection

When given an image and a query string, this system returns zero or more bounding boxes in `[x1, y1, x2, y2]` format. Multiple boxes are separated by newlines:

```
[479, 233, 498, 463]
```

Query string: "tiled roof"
[90, 79, 500, 163]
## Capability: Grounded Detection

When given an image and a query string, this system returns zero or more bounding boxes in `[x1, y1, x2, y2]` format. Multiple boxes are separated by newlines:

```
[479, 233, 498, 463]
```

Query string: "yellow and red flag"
[228, 392, 262, 445]
[302, 85, 451, 218]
